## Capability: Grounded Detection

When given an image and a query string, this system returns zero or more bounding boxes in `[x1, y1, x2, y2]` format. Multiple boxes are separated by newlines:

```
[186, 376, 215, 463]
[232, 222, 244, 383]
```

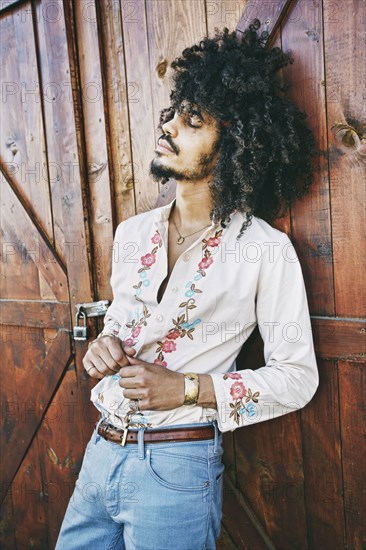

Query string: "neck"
[170, 181, 213, 231]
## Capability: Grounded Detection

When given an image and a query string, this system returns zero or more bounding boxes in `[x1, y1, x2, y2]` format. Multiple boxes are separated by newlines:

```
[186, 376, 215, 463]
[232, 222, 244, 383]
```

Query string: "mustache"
[158, 134, 178, 154]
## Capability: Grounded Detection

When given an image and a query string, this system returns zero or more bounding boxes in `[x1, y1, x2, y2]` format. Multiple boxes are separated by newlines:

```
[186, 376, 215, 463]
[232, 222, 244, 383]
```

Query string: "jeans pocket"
[146, 448, 210, 492]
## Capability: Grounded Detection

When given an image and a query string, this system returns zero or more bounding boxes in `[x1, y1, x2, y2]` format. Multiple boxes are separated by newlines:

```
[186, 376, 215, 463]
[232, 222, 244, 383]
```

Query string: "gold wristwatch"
[183, 373, 200, 405]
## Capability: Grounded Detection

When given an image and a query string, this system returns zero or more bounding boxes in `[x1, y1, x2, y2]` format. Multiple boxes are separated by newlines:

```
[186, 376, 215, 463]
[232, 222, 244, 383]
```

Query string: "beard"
[149, 144, 220, 183]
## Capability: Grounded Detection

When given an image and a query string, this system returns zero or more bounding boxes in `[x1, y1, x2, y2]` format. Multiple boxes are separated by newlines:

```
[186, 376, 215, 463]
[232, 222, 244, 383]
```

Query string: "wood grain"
[97, 0, 136, 224]
[281, 0, 335, 316]
[323, 0, 366, 317]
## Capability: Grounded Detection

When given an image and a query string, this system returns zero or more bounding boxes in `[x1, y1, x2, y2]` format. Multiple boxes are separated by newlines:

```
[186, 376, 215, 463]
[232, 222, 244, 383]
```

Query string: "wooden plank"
[97, 0, 136, 224]
[339, 360, 366, 550]
[0, 300, 71, 329]
[1, 174, 68, 302]
[73, 0, 115, 301]
[235, 410, 307, 548]
[311, 317, 366, 362]
[301, 359, 345, 548]
[281, 0, 335, 316]
[38, 365, 97, 548]
[0, 3, 53, 242]
[34, 0, 92, 305]
[221, 472, 275, 549]
[323, 0, 366, 317]
[1, 330, 71, 500]
[119, 0, 158, 213]
[11, 435, 48, 549]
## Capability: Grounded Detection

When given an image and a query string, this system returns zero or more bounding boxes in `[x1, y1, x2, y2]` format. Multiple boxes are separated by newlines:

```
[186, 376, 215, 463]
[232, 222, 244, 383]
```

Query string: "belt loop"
[94, 415, 105, 443]
[213, 420, 219, 454]
[138, 428, 146, 459]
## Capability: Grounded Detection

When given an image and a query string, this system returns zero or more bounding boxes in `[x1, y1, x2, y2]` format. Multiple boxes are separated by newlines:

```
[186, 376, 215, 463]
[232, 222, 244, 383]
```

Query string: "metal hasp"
[74, 300, 110, 317]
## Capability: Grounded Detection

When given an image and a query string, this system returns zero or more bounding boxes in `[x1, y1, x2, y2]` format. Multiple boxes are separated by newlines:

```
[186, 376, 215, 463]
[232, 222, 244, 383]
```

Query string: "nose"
[161, 111, 179, 137]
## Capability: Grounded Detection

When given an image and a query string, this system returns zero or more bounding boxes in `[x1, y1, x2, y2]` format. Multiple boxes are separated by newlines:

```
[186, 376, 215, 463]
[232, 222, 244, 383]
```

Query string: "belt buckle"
[120, 426, 129, 446]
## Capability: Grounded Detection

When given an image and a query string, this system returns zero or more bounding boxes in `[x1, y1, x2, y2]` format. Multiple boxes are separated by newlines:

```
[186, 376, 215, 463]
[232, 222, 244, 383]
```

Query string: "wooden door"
[1, 0, 365, 548]
[0, 0, 112, 546]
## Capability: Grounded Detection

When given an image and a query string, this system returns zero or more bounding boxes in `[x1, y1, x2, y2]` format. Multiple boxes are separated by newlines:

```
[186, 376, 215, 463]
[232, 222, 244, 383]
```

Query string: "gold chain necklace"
[171, 217, 212, 245]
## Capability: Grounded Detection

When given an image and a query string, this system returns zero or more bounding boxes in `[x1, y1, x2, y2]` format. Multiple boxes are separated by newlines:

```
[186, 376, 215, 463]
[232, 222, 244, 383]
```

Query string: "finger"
[118, 365, 141, 378]
[122, 354, 140, 365]
[119, 377, 141, 389]
[97, 346, 127, 371]
[87, 352, 119, 377]
[83, 361, 104, 379]
[95, 340, 129, 368]
[122, 389, 143, 400]
[123, 346, 137, 355]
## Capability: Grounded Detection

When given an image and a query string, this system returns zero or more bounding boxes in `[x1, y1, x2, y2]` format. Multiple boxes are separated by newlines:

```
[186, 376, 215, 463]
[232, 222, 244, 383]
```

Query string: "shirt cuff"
[209, 367, 318, 434]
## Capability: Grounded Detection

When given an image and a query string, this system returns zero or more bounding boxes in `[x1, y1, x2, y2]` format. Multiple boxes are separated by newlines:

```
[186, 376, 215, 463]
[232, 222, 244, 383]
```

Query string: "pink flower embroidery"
[141, 253, 156, 267]
[131, 326, 141, 338]
[226, 372, 242, 380]
[122, 338, 135, 347]
[161, 340, 177, 353]
[230, 381, 247, 400]
[154, 358, 168, 367]
[166, 330, 180, 340]
[151, 232, 162, 245]
[206, 236, 220, 247]
[198, 256, 214, 270]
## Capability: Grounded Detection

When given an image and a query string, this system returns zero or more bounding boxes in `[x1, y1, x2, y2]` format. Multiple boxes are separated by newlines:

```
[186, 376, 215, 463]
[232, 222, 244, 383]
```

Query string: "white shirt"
[90, 198, 319, 433]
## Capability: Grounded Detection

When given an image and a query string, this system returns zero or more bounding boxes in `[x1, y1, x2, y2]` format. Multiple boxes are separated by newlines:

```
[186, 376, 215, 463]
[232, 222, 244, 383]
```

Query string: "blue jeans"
[55, 417, 225, 550]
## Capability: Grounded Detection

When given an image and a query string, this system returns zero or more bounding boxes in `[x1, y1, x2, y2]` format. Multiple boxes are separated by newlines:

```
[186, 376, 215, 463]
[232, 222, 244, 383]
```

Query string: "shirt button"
[183, 254, 190, 262]
[156, 314, 164, 322]
[172, 286, 178, 293]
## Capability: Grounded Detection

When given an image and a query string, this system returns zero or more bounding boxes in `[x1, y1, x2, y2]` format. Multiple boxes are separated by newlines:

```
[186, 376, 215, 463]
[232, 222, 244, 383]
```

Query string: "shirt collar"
[154, 197, 176, 224]
[154, 197, 224, 229]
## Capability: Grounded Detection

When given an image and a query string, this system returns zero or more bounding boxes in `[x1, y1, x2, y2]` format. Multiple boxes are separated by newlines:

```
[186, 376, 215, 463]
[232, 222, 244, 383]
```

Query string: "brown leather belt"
[97, 419, 215, 446]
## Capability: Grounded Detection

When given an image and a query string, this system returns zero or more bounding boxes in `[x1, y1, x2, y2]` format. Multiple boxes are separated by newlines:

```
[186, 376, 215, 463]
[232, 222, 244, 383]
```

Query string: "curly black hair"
[156, 19, 318, 240]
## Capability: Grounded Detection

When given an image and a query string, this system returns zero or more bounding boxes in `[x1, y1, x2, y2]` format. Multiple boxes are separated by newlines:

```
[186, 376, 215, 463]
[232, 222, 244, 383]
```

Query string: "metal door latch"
[72, 300, 110, 341]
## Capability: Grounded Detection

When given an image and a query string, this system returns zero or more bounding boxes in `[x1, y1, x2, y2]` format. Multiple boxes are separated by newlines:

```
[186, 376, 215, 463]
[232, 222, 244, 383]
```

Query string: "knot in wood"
[156, 59, 168, 79]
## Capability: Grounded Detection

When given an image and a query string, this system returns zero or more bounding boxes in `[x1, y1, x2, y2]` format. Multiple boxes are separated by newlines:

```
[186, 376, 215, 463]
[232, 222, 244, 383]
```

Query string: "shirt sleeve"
[209, 233, 319, 433]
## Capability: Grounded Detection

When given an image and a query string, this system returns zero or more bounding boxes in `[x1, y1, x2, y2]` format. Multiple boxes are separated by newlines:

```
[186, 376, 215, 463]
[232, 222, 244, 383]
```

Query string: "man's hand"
[83, 335, 136, 379]
[118, 354, 185, 410]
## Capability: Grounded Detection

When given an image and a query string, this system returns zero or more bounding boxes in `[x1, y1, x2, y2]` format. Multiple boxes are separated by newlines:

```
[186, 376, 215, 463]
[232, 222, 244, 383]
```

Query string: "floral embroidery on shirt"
[223, 372, 260, 425]
[153, 229, 223, 367]
[120, 230, 163, 348]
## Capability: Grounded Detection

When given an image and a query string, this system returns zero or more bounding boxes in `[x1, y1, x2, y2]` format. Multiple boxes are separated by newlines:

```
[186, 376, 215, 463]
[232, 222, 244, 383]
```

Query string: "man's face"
[149, 100, 221, 182]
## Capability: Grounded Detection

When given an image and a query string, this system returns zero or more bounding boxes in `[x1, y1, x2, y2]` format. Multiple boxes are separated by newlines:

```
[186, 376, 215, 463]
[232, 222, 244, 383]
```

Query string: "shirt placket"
[149, 217, 219, 337]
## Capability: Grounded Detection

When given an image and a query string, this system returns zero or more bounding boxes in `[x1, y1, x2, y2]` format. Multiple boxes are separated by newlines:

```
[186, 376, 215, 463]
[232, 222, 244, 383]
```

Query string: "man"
[56, 20, 319, 550]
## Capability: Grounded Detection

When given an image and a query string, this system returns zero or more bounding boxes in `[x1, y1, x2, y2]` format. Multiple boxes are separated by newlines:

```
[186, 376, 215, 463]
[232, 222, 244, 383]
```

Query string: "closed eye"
[186, 114, 203, 128]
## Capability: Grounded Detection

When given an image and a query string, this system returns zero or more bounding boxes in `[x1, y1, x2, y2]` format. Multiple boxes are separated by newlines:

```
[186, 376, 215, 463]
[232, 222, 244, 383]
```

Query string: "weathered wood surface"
[323, 0, 365, 319]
